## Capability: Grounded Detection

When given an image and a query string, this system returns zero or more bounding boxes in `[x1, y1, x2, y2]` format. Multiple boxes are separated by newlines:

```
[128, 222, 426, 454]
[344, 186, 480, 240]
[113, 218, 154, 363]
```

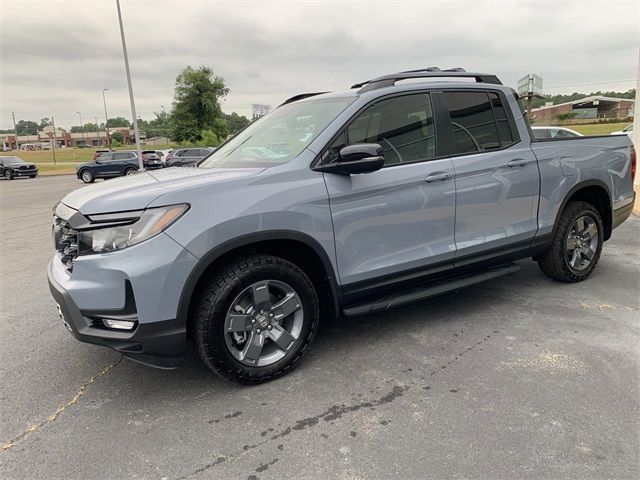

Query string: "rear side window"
[444, 91, 516, 154]
[329, 93, 437, 166]
[489, 93, 514, 146]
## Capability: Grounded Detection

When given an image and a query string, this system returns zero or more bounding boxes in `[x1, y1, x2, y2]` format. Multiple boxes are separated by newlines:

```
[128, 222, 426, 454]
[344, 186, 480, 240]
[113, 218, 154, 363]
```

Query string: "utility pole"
[12, 112, 18, 150]
[116, 0, 144, 172]
[95, 116, 100, 146]
[76, 111, 84, 146]
[102, 88, 111, 149]
[51, 116, 57, 165]
[634, 45, 639, 186]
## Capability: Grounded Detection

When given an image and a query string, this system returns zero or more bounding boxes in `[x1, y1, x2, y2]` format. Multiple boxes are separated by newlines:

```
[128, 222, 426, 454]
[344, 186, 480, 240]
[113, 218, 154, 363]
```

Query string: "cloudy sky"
[0, 0, 638, 130]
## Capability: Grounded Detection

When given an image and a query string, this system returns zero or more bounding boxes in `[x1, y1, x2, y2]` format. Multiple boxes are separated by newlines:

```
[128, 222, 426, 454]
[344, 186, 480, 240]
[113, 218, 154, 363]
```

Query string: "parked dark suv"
[165, 147, 215, 167]
[76, 151, 163, 183]
[0, 156, 38, 180]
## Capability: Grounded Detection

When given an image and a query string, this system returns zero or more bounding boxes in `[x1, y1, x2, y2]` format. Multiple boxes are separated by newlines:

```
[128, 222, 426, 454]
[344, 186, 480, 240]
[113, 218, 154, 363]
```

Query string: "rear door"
[323, 92, 456, 299]
[442, 90, 539, 266]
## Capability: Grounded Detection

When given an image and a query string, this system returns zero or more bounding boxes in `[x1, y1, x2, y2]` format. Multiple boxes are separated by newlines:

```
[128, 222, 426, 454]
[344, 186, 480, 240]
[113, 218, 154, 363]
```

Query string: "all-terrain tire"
[195, 254, 320, 384]
[537, 201, 604, 283]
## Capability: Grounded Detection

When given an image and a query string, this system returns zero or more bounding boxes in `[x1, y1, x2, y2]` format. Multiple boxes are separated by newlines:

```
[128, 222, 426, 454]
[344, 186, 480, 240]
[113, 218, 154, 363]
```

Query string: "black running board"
[342, 263, 520, 317]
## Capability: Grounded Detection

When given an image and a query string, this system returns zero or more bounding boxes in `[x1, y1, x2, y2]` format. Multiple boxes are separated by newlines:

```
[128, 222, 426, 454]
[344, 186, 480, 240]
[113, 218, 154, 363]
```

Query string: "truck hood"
[61, 167, 264, 214]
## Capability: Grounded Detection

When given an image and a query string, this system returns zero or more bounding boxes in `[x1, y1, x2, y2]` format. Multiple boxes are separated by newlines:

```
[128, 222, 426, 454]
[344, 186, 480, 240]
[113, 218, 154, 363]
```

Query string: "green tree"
[15, 120, 39, 135]
[39, 117, 51, 129]
[170, 65, 229, 142]
[110, 131, 124, 144]
[223, 112, 251, 135]
[106, 117, 131, 128]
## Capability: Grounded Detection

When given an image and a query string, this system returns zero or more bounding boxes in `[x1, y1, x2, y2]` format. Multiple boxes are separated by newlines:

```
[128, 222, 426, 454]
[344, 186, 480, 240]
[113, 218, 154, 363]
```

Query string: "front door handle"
[507, 158, 530, 167]
[425, 172, 452, 183]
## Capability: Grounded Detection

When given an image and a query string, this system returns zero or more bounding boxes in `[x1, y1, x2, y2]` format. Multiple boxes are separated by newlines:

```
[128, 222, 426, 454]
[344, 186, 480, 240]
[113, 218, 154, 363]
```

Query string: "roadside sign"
[517, 74, 543, 96]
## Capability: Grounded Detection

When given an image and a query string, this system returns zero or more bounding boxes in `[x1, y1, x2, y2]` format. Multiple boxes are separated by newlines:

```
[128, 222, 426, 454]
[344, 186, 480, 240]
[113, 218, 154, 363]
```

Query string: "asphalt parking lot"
[1, 175, 638, 479]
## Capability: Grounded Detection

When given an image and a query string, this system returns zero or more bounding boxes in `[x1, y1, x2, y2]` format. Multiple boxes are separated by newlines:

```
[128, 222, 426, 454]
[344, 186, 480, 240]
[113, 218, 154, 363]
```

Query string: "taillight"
[631, 146, 637, 182]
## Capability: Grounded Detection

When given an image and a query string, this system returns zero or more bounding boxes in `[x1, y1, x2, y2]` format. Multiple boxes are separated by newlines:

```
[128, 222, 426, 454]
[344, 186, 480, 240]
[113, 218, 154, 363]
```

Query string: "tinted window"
[99, 153, 114, 161]
[113, 152, 132, 160]
[489, 93, 514, 146]
[329, 93, 436, 166]
[444, 91, 501, 154]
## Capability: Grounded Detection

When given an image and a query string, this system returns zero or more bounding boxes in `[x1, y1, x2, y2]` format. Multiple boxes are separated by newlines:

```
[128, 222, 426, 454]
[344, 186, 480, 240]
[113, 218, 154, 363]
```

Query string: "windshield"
[1, 157, 25, 164]
[199, 96, 354, 169]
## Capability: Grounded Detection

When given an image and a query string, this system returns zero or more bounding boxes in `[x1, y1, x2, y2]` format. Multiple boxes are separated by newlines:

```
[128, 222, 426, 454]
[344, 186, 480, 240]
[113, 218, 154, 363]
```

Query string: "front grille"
[53, 215, 79, 272]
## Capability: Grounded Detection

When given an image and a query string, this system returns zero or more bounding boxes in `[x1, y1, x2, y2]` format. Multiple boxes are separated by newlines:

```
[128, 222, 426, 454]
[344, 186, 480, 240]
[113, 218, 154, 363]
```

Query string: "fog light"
[102, 319, 136, 330]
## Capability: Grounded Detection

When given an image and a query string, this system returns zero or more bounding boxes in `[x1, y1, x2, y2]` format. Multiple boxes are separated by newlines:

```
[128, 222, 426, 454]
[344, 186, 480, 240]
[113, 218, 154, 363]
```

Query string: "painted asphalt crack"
[0, 356, 123, 453]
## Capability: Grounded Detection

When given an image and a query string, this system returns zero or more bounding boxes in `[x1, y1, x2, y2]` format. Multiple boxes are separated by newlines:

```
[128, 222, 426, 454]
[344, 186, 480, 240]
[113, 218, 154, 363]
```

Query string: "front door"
[323, 93, 456, 301]
[441, 90, 539, 266]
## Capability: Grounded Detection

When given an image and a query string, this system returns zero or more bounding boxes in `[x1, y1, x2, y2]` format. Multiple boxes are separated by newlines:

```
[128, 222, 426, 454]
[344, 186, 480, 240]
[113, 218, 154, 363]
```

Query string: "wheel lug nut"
[267, 325, 273, 331]
[256, 329, 261, 334]
[251, 319, 256, 324]
[269, 313, 274, 318]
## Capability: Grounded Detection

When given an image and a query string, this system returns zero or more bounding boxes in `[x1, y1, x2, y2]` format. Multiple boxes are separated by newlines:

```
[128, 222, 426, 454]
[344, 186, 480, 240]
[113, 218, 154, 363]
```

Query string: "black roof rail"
[352, 68, 502, 92]
[280, 92, 329, 106]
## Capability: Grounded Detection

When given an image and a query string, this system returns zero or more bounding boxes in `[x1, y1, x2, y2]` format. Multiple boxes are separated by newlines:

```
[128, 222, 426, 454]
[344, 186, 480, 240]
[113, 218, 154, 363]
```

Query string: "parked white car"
[610, 124, 633, 138]
[531, 126, 582, 139]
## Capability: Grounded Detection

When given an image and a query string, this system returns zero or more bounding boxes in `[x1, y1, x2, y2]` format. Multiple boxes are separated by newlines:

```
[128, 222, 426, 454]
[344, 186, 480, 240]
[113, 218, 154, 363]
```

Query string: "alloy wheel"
[224, 280, 304, 367]
[565, 215, 598, 272]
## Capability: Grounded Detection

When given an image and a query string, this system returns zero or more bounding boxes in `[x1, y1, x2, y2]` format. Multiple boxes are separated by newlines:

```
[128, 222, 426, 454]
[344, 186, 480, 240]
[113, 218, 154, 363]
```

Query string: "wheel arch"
[178, 231, 341, 339]
[554, 180, 612, 241]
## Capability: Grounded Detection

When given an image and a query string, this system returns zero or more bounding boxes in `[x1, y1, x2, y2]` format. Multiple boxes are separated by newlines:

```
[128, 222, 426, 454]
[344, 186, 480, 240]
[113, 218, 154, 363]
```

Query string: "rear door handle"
[424, 172, 453, 183]
[507, 158, 530, 167]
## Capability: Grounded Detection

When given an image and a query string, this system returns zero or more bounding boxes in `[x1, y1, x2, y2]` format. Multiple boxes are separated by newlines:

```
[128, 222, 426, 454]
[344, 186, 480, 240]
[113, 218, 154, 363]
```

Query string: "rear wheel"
[195, 254, 319, 384]
[537, 201, 603, 282]
[80, 170, 94, 183]
[4, 169, 13, 180]
[124, 167, 136, 176]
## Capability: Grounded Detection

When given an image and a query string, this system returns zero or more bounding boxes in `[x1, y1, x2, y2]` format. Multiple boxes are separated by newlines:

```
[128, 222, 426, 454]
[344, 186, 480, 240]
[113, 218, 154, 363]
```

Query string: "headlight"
[77, 204, 189, 255]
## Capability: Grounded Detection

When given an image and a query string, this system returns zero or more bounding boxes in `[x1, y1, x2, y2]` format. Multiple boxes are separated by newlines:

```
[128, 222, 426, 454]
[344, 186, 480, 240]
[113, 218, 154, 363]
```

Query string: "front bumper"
[47, 232, 199, 368]
[14, 169, 38, 177]
[48, 264, 185, 368]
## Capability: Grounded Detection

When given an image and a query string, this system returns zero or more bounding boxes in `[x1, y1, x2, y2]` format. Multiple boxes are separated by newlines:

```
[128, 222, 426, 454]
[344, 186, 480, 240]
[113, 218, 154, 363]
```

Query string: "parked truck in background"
[48, 68, 636, 384]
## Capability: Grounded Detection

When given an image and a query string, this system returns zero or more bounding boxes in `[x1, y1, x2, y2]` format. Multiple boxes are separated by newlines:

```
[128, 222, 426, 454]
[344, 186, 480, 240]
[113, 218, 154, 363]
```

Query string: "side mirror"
[95, 158, 102, 164]
[316, 143, 384, 175]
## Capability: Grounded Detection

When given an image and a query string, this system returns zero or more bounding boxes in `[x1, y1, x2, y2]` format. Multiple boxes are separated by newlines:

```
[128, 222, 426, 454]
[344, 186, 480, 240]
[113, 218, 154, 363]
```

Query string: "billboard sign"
[517, 74, 543, 96]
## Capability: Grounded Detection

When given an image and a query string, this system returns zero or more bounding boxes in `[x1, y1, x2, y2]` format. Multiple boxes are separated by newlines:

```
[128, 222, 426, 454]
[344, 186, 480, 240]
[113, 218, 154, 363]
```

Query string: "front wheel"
[29, 174, 37, 178]
[537, 201, 604, 282]
[4, 169, 13, 180]
[195, 254, 319, 384]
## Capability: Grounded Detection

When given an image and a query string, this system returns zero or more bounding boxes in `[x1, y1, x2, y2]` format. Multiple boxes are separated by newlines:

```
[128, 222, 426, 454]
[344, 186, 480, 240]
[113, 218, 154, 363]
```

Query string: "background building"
[531, 96, 634, 124]
[1, 127, 145, 150]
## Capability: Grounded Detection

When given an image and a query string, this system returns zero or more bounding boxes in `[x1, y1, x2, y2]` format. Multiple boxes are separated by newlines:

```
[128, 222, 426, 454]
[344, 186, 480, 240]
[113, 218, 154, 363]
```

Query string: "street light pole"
[76, 111, 84, 146]
[95, 116, 100, 147]
[115, 0, 144, 172]
[51, 116, 57, 165]
[102, 88, 111, 149]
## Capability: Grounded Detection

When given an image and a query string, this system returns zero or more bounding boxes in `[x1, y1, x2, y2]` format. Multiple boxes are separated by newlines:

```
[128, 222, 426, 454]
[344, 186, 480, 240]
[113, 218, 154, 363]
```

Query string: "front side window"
[328, 93, 437, 166]
[199, 96, 355, 169]
[444, 91, 507, 154]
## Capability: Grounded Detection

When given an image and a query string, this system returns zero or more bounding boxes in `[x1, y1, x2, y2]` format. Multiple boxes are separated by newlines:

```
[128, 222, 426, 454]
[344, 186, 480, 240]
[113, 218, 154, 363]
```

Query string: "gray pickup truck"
[48, 68, 636, 384]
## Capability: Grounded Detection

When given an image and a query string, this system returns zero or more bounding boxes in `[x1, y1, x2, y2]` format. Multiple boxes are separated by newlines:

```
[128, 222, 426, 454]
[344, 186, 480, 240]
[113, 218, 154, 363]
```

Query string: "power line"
[544, 78, 636, 90]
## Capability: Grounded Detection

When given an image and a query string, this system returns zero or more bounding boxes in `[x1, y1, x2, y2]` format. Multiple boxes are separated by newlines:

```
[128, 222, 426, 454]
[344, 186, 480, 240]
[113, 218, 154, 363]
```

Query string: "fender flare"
[176, 230, 341, 329]
[551, 179, 612, 240]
